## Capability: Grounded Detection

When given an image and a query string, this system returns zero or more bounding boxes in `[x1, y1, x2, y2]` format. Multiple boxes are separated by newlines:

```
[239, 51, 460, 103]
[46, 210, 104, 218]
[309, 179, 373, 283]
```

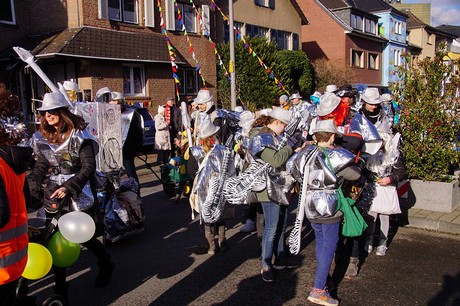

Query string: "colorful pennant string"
[209, 0, 289, 95]
[157, 0, 181, 101]
[173, 0, 207, 88]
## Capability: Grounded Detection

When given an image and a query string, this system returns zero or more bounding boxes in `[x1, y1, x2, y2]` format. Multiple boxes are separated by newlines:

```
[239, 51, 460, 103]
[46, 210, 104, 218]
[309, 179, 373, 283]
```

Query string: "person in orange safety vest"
[0, 145, 33, 306]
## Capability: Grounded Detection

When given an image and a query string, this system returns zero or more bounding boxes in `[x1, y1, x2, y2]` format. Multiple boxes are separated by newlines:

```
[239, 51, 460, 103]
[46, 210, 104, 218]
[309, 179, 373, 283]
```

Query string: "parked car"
[126, 105, 155, 154]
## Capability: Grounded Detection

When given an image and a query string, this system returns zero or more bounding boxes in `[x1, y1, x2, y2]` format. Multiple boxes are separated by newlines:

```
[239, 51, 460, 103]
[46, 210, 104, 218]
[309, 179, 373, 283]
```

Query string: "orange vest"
[0, 158, 28, 285]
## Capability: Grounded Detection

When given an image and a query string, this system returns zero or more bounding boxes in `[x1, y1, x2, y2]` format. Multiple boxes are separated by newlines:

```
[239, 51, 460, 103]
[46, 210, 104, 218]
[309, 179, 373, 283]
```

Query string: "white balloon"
[58, 211, 96, 244]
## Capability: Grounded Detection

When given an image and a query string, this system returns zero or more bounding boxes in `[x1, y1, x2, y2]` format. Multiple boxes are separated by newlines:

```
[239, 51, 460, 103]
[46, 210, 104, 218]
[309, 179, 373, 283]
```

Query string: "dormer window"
[365, 19, 376, 34]
[351, 14, 363, 31]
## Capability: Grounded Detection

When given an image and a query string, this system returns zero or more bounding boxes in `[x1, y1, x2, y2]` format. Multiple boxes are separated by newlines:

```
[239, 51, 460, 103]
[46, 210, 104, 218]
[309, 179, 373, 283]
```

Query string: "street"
[27, 156, 460, 306]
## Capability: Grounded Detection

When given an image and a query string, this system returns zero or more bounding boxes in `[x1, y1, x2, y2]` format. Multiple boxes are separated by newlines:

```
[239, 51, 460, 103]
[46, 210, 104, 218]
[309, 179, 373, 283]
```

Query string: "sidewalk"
[406, 205, 460, 235]
[400, 198, 460, 235]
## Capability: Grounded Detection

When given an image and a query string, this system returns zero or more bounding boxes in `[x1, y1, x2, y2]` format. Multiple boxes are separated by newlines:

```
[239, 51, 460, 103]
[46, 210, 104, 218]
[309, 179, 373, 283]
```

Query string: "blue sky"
[403, 0, 460, 26]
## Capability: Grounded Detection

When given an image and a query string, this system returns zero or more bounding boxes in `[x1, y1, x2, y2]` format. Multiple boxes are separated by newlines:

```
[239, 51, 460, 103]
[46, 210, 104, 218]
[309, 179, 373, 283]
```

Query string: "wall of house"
[299, 1, 346, 65]
[233, 0, 302, 36]
[28, 0, 69, 34]
[1, 0, 37, 52]
[346, 35, 382, 86]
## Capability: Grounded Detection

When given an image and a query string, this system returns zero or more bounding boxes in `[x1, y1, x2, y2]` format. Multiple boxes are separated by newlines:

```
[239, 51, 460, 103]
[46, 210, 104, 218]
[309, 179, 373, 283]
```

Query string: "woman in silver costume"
[289, 120, 360, 306]
[28, 92, 114, 302]
[364, 128, 405, 256]
[247, 107, 300, 283]
[190, 119, 235, 255]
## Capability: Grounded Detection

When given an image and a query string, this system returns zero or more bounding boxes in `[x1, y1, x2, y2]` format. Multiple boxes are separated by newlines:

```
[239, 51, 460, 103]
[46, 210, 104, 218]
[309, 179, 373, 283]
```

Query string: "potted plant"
[391, 45, 460, 213]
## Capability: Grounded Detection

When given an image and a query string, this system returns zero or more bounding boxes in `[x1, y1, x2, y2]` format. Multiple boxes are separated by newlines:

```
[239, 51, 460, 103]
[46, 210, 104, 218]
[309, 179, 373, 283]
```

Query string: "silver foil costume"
[224, 131, 295, 205]
[32, 129, 99, 211]
[288, 145, 355, 255]
[191, 144, 236, 224]
[289, 102, 315, 135]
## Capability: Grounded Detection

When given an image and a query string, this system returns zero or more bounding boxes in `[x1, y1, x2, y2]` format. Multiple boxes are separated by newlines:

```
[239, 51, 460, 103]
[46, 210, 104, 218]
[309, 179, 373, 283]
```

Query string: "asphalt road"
[27, 156, 460, 306]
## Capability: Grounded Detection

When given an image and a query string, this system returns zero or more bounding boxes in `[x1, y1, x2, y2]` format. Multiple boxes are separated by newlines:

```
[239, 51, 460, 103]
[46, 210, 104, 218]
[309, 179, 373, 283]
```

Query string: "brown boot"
[205, 225, 216, 255]
[344, 257, 359, 279]
[217, 225, 228, 252]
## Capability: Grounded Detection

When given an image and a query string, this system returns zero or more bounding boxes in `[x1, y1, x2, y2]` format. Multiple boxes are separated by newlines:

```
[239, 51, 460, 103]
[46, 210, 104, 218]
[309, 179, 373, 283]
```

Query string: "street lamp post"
[228, 0, 237, 110]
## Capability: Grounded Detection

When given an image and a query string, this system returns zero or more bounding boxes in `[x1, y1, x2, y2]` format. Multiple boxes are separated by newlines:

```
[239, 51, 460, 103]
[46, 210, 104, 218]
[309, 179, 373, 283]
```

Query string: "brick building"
[0, 0, 217, 115]
[298, 0, 388, 87]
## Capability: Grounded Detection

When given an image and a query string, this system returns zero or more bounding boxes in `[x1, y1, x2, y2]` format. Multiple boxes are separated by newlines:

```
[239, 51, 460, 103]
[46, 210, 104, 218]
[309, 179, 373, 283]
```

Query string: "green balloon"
[47, 231, 81, 268]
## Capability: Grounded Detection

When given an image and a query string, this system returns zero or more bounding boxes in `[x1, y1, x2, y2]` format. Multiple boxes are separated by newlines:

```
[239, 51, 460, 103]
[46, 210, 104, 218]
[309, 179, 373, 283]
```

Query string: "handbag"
[337, 187, 368, 237]
[369, 184, 401, 215]
[321, 148, 367, 237]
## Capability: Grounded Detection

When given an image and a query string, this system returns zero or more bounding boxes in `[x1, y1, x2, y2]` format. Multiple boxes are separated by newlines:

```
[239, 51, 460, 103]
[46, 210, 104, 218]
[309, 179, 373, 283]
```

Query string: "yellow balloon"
[22, 243, 53, 280]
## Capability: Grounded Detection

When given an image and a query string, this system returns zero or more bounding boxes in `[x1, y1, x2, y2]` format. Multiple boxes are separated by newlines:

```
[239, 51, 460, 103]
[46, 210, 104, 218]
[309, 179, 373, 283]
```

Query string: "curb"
[407, 215, 460, 235]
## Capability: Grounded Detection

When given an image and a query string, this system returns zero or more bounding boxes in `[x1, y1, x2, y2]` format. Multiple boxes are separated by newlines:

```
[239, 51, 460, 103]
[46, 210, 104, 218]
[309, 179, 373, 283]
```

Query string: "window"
[365, 19, 376, 34]
[351, 49, 364, 68]
[123, 65, 145, 96]
[254, 0, 274, 9]
[108, 0, 138, 23]
[368, 53, 379, 70]
[394, 49, 402, 66]
[246, 24, 269, 39]
[177, 68, 200, 95]
[0, 0, 16, 24]
[144, 0, 155, 27]
[174, 2, 196, 32]
[224, 21, 243, 42]
[395, 21, 402, 35]
[293, 33, 299, 50]
[351, 14, 363, 31]
[427, 33, 433, 44]
[271, 29, 291, 50]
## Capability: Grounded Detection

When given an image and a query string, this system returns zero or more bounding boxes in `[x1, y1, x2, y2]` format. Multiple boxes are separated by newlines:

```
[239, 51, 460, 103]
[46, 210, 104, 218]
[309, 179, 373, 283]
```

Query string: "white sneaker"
[239, 219, 256, 233]
[376, 245, 387, 256]
[365, 239, 373, 254]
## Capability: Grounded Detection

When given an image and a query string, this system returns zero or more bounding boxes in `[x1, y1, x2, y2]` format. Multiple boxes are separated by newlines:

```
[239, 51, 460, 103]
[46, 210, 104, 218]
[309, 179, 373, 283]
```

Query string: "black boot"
[94, 255, 115, 288]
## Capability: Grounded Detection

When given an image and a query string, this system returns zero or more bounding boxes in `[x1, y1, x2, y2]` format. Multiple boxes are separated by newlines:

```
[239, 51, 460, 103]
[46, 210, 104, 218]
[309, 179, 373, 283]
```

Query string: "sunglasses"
[39, 109, 59, 116]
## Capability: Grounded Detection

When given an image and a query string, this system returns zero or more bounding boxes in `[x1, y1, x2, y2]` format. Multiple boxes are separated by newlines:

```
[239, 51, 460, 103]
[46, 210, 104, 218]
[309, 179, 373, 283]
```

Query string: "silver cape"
[192, 144, 236, 223]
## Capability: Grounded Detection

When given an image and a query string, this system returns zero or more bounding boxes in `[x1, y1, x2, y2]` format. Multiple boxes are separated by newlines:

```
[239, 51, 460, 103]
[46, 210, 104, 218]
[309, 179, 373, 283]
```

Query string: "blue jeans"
[311, 222, 340, 289]
[261, 202, 288, 269]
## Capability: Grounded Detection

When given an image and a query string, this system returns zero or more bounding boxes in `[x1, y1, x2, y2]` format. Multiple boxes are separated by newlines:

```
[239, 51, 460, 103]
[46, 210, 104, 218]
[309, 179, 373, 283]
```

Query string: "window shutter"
[98, 0, 108, 19]
[145, 0, 155, 27]
[269, 0, 275, 9]
[165, 0, 175, 30]
[201, 5, 210, 36]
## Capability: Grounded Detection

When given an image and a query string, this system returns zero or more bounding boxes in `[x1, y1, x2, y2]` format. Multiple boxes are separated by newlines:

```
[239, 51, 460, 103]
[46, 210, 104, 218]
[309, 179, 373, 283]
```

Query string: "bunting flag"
[157, 0, 181, 101]
[209, 0, 289, 95]
[189, 1, 232, 85]
[173, 0, 207, 89]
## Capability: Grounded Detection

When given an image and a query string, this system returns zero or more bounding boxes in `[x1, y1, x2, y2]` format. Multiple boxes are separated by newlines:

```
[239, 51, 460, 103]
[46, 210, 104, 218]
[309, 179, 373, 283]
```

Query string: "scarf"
[360, 106, 382, 124]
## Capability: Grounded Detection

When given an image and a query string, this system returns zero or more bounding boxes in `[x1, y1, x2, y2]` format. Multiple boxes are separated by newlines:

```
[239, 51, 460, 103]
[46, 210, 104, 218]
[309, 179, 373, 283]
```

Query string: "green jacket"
[250, 127, 293, 203]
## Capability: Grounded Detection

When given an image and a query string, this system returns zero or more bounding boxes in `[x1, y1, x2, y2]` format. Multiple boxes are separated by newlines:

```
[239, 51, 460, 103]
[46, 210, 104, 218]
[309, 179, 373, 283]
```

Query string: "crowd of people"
[178, 85, 405, 306]
[0, 81, 406, 306]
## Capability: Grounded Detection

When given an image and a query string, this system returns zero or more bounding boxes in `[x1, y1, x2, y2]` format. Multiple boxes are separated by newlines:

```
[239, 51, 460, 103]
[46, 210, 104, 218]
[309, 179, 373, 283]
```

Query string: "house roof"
[318, 0, 353, 10]
[353, 0, 408, 17]
[436, 25, 460, 39]
[29, 27, 178, 63]
[405, 11, 457, 39]
[315, 0, 388, 42]
[290, 0, 309, 25]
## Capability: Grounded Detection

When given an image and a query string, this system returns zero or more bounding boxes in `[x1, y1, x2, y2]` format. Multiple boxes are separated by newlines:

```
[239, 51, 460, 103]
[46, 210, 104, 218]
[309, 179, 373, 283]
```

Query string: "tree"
[217, 37, 313, 111]
[391, 47, 460, 181]
[311, 58, 357, 91]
